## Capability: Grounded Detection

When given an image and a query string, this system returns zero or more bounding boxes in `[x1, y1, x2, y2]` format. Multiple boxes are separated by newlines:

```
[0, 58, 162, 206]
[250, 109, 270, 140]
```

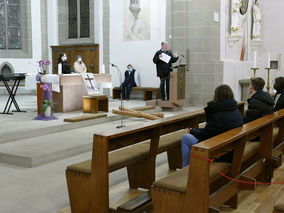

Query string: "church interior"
[1, 0, 284, 212]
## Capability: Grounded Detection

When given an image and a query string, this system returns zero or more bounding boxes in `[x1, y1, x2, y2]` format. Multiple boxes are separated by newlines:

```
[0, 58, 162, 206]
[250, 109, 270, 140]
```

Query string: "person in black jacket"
[181, 85, 244, 167]
[57, 53, 72, 74]
[273, 77, 284, 111]
[243, 77, 274, 123]
[153, 42, 179, 100]
[121, 64, 139, 100]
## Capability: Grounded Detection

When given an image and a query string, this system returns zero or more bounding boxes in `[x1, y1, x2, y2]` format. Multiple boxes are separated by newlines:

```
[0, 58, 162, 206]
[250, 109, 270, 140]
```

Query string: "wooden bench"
[65, 103, 245, 212]
[151, 109, 284, 213]
[274, 202, 284, 213]
[112, 87, 161, 101]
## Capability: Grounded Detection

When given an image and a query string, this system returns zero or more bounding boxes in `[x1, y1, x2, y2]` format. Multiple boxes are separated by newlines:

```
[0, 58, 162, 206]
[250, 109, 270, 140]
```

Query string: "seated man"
[273, 77, 284, 111]
[121, 64, 139, 100]
[74, 55, 87, 74]
[244, 77, 274, 123]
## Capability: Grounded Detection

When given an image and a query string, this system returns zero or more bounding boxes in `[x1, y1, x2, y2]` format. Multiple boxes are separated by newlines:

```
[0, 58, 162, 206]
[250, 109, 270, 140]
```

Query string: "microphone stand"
[109, 63, 125, 128]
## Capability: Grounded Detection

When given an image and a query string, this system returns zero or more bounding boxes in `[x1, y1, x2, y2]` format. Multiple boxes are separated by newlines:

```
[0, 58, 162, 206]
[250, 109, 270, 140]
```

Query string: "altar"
[25, 73, 112, 113]
[53, 74, 112, 112]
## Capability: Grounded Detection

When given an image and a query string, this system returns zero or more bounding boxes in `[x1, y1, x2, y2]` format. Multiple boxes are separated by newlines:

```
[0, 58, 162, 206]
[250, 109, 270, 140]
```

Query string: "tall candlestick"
[265, 68, 271, 92]
[253, 51, 257, 68]
[267, 52, 271, 68]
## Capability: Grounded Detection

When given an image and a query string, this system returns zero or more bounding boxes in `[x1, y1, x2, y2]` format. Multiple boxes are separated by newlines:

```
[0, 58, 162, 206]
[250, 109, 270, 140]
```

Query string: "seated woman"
[74, 55, 87, 74]
[57, 53, 72, 74]
[274, 77, 284, 111]
[182, 85, 244, 167]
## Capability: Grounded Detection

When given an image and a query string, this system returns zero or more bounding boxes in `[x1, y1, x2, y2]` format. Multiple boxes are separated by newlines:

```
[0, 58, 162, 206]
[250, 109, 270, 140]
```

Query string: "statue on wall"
[129, 0, 141, 19]
[252, 0, 261, 40]
[231, 0, 241, 36]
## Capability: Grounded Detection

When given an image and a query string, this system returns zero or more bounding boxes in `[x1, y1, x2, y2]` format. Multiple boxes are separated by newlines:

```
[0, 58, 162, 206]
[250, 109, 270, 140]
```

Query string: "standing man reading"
[153, 41, 179, 101]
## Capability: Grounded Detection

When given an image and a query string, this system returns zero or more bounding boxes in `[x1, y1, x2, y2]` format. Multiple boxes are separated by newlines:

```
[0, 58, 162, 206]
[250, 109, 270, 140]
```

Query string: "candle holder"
[265, 68, 271, 92]
[251, 68, 259, 78]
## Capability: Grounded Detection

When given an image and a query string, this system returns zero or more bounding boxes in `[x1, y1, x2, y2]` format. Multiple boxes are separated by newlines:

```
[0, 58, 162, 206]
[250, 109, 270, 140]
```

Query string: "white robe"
[74, 61, 87, 74]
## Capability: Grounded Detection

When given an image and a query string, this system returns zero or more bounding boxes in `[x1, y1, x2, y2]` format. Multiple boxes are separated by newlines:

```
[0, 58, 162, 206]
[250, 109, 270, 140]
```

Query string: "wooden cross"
[85, 74, 95, 90]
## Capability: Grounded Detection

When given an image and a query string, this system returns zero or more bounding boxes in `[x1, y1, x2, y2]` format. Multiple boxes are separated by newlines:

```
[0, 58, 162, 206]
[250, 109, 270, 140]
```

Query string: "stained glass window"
[0, 0, 21, 49]
[68, 0, 77, 38]
[80, 0, 89, 38]
[0, 0, 6, 49]
[68, 0, 90, 39]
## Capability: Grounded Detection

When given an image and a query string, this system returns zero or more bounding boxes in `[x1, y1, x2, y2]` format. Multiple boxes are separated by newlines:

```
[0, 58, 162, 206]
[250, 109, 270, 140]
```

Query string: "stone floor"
[0, 94, 201, 213]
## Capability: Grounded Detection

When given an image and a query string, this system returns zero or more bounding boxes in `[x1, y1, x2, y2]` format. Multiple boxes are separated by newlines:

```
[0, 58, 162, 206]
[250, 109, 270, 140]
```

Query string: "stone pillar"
[166, 0, 223, 106]
[239, 79, 251, 102]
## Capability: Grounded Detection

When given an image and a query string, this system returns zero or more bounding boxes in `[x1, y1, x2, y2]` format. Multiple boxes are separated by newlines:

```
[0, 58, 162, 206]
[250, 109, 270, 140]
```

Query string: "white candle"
[101, 64, 105, 74]
[267, 52, 271, 68]
[253, 51, 257, 68]
[58, 63, 62, 75]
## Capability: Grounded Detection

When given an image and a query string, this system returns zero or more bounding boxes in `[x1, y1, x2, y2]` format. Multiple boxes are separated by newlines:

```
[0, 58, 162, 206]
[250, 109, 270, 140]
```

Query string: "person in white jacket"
[74, 55, 87, 74]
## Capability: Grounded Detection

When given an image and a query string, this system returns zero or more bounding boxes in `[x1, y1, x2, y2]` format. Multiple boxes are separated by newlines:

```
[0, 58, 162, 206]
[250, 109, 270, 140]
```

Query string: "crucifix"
[85, 74, 95, 90]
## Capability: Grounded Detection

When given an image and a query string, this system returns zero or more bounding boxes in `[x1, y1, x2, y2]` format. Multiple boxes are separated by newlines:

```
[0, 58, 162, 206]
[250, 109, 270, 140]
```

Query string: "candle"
[58, 63, 62, 74]
[253, 51, 257, 68]
[267, 52, 271, 68]
[101, 64, 105, 74]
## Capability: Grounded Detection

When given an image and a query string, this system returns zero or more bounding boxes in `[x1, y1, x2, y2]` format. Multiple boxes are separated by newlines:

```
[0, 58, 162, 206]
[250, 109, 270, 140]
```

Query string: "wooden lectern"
[149, 65, 187, 111]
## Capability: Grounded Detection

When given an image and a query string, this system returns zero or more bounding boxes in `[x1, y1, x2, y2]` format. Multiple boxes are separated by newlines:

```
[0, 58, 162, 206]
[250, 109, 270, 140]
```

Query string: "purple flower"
[40, 83, 51, 92]
[46, 60, 51, 65]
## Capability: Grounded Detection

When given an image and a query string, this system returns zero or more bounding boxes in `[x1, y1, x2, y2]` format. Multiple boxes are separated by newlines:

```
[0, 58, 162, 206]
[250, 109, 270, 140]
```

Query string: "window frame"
[0, 0, 22, 50]
[58, 0, 94, 45]
[0, 0, 32, 58]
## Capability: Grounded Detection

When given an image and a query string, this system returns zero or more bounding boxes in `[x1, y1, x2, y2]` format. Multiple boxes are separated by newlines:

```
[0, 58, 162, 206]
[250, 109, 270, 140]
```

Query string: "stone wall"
[166, 0, 223, 106]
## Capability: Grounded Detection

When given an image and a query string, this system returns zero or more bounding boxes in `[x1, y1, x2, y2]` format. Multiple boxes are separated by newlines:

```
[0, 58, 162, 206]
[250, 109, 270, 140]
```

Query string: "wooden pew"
[274, 202, 284, 213]
[112, 87, 161, 101]
[151, 109, 284, 213]
[65, 103, 245, 212]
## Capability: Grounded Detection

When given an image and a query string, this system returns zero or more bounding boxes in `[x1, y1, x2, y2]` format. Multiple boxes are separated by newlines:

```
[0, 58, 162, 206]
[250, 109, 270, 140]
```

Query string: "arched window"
[68, 0, 90, 39]
[0, 62, 14, 74]
[0, 0, 21, 49]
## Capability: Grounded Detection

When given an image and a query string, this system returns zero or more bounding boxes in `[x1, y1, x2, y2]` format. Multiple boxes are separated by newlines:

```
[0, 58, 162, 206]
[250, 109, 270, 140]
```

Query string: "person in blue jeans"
[182, 85, 244, 167]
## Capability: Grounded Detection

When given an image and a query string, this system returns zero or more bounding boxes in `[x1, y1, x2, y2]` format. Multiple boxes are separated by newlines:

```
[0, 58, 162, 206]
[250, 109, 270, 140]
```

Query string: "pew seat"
[67, 129, 188, 176]
[153, 162, 230, 193]
[274, 203, 284, 213]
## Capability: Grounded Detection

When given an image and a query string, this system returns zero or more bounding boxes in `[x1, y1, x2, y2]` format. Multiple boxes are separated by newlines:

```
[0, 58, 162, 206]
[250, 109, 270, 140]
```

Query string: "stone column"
[166, 0, 223, 106]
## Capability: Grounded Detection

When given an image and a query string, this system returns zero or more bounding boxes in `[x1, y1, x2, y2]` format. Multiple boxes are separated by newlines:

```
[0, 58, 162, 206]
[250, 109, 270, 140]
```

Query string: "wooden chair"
[151, 109, 284, 213]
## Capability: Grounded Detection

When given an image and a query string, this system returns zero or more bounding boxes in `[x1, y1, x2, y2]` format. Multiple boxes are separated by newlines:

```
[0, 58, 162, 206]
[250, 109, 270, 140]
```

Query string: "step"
[0, 126, 94, 167]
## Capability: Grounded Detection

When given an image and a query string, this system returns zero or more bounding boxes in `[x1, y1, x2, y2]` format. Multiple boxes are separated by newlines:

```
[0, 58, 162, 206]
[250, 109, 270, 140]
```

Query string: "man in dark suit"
[121, 64, 139, 100]
[244, 77, 274, 123]
[153, 42, 179, 100]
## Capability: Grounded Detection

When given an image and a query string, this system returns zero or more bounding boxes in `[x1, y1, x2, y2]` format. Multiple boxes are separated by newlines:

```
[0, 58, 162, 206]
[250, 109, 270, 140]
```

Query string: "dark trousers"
[121, 82, 132, 99]
[160, 77, 170, 100]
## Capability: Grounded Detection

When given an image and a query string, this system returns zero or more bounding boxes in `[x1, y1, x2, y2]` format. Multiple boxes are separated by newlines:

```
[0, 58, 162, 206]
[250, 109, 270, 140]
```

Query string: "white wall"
[256, 0, 284, 80]
[0, 0, 42, 74]
[221, 0, 284, 101]
[220, 0, 253, 101]
[109, 0, 166, 87]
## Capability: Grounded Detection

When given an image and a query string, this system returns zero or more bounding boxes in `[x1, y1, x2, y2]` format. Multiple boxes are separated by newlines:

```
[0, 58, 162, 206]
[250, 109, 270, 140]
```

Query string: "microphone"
[108, 62, 117, 67]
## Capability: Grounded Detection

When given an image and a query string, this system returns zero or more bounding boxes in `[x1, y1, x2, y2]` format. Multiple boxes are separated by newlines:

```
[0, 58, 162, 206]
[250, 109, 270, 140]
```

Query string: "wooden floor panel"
[221, 157, 284, 213]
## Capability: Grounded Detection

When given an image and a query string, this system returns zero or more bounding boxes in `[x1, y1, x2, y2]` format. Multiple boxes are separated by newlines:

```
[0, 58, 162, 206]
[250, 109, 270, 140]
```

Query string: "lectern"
[155, 65, 187, 111]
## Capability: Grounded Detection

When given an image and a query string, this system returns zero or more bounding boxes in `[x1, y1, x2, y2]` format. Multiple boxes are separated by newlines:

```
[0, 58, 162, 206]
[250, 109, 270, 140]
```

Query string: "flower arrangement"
[37, 60, 51, 75]
[40, 83, 52, 117]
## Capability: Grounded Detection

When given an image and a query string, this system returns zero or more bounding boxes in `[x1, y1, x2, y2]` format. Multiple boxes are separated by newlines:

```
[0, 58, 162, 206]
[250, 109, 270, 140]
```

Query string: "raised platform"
[0, 106, 159, 168]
